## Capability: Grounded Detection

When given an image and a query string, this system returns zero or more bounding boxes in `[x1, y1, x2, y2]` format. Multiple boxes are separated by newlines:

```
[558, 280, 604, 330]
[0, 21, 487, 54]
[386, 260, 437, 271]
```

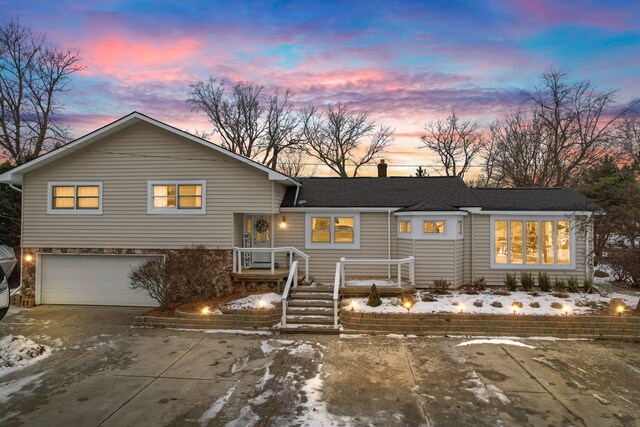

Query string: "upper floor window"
[399, 220, 411, 234]
[147, 180, 206, 214]
[423, 220, 445, 234]
[48, 182, 102, 214]
[457, 220, 463, 235]
[493, 218, 572, 268]
[305, 212, 360, 249]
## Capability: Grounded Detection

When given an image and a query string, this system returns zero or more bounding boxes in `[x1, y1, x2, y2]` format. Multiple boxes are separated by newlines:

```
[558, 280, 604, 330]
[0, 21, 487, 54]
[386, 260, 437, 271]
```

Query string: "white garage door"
[39, 254, 160, 307]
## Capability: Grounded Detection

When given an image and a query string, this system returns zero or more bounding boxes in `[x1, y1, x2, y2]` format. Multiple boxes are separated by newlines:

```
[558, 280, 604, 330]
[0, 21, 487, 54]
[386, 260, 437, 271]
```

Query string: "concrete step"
[287, 300, 334, 308]
[286, 315, 334, 325]
[287, 307, 334, 315]
[279, 324, 340, 335]
[293, 286, 333, 293]
[290, 292, 333, 300]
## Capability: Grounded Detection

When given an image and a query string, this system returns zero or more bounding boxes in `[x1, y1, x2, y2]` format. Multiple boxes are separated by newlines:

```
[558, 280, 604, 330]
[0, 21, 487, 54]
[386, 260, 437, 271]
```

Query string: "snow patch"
[223, 293, 282, 310]
[198, 381, 238, 426]
[288, 343, 315, 358]
[296, 363, 353, 426]
[0, 372, 46, 404]
[457, 339, 535, 349]
[231, 356, 249, 374]
[532, 357, 557, 370]
[593, 394, 610, 405]
[168, 328, 271, 335]
[387, 334, 418, 339]
[0, 336, 51, 377]
[463, 371, 511, 405]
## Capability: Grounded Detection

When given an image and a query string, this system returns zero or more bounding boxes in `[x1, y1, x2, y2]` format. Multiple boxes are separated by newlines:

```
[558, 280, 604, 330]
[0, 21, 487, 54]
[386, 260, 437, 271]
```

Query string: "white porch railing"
[281, 260, 299, 326]
[232, 246, 309, 281]
[333, 262, 341, 327]
[339, 256, 415, 287]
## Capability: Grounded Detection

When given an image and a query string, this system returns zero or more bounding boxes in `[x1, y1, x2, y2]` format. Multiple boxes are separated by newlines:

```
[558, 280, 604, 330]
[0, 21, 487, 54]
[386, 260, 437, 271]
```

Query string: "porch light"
[403, 300, 413, 312]
[201, 306, 211, 315]
[279, 216, 287, 229]
[616, 305, 625, 316]
[459, 303, 465, 314]
[24, 254, 34, 263]
[562, 305, 571, 315]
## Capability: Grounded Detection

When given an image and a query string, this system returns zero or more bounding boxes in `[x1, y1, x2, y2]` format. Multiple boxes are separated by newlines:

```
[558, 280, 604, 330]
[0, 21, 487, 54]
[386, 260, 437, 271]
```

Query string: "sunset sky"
[3, 0, 640, 176]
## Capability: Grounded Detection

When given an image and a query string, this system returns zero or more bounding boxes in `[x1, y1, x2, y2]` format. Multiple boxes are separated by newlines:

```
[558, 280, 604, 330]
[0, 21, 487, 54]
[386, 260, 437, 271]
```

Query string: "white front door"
[245, 215, 271, 266]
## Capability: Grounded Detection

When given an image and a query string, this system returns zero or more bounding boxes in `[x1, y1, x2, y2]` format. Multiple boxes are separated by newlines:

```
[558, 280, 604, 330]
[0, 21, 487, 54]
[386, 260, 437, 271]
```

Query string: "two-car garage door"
[39, 254, 160, 307]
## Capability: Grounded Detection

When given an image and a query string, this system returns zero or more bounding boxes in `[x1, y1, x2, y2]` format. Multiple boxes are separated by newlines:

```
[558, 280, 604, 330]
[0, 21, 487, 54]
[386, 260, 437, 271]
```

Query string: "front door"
[245, 215, 271, 266]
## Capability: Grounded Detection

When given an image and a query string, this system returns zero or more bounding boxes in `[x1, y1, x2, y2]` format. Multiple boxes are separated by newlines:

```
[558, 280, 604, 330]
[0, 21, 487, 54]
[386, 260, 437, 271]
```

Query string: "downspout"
[293, 185, 300, 207]
[9, 184, 22, 193]
[470, 213, 474, 281]
[387, 209, 391, 278]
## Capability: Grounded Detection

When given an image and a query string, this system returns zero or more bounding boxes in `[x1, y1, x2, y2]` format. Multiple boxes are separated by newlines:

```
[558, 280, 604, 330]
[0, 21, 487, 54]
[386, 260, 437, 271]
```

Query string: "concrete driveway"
[1, 306, 639, 426]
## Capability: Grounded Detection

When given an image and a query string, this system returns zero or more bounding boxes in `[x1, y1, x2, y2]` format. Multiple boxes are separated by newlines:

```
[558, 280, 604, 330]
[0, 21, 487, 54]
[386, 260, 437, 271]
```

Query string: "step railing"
[339, 257, 415, 287]
[333, 262, 341, 327]
[281, 260, 299, 327]
[232, 246, 309, 281]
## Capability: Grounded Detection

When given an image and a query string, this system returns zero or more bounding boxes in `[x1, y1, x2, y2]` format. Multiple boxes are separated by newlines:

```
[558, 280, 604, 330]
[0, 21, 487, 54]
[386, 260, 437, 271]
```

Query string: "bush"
[459, 278, 486, 295]
[567, 276, 580, 293]
[367, 284, 382, 307]
[164, 245, 233, 299]
[520, 272, 534, 291]
[607, 247, 640, 287]
[553, 277, 567, 292]
[432, 279, 452, 294]
[504, 273, 518, 291]
[129, 258, 170, 308]
[583, 278, 595, 294]
[538, 272, 551, 292]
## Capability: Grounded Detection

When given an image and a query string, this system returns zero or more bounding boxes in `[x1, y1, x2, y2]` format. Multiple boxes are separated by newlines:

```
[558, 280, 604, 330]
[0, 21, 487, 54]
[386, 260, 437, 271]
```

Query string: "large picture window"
[48, 182, 102, 214]
[493, 218, 572, 267]
[147, 180, 206, 214]
[305, 213, 360, 249]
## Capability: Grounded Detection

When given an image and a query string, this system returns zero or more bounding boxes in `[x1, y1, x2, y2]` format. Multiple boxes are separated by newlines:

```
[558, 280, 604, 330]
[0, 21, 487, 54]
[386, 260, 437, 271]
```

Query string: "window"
[147, 180, 206, 214]
[424, 220, 445, 234]
[493, 218, 573, 267]
[399, 220, 411, 234]
[48, 182, 102, 214]
[457, 220, 463, 235]
[305, 213, 359, 249]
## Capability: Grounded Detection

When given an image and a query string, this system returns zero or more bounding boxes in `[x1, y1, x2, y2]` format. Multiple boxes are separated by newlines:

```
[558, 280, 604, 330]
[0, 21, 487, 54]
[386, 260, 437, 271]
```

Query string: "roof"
[0, 112, 299, 187]
[281, 177, 479, 208]
[281, 177, 601, 212]
[470, 188, 602, 212]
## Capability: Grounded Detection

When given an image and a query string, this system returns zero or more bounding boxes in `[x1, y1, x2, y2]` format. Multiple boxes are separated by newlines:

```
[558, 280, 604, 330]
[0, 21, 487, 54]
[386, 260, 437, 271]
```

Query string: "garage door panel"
[40, 255, 159, 307]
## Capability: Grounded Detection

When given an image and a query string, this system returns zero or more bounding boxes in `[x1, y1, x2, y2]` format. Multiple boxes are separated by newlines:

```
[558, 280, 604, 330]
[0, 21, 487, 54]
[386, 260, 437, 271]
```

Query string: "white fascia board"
[477, 210, 593, 216]
[0, 112, 299, 187]
[393, 211, 467, 217]
[280, 207, 400, 212]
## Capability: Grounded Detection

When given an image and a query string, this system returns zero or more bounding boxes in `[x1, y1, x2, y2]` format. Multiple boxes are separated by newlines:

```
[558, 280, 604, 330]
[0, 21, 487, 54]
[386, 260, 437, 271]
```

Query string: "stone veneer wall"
[20, 248, 232, 300]
[341, 311, 640, 340]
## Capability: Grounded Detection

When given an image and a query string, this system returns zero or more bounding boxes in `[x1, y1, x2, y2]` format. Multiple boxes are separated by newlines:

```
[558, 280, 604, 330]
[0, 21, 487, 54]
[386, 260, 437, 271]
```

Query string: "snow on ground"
[223, 293, 282, 310]
[457, 339, 535, 348]
[342, 290, 639, 315]
[166, 328, 272, 335]
[463, 371, 511, 405]
[0, 335, 51, 377]
[0, 372, 46, 405]
[198, 381, 239, 426]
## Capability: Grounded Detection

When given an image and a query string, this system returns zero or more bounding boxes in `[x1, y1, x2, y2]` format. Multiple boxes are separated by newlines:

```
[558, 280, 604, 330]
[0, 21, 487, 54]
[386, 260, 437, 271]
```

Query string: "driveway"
[1, 306, 639, 426]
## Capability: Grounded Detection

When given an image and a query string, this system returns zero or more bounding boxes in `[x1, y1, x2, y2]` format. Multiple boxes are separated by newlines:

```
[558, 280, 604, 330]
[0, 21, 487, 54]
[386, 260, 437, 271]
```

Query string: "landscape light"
[459, 303, 465, 314]
[201, 306, 211, 315]
[511, 303, 520, 315]
[403, 300, 413, 312]
[258, 299, 267, 309]
[349, 300, 357, 311]
[562, 305, 571, 315]
[616, 305, 625, 316]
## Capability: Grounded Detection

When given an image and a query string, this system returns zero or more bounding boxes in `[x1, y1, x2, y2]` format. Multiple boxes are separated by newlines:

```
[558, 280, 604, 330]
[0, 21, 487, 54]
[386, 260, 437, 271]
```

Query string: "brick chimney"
[377, 159, 388, 177]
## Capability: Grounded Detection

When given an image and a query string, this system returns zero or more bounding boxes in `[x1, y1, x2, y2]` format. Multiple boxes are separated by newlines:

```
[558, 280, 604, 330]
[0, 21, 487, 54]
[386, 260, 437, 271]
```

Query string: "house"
[0, 112, 600, 308]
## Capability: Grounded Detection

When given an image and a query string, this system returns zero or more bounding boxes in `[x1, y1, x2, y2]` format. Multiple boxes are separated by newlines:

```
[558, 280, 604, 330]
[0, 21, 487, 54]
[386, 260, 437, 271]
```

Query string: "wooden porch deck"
[339, 284, 416, 297]
[231, 268, 291, 291]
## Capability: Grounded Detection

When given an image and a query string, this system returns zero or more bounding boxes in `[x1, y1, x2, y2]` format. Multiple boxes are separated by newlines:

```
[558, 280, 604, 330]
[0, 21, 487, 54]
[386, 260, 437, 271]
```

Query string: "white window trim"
[47, 181, 103, 215]
[396, 215, 465, 240]
[305, 212, 360, 249]
[490, 216, 576, 270]
[398, 220, 412, 236]
[147, 180, 207, 215]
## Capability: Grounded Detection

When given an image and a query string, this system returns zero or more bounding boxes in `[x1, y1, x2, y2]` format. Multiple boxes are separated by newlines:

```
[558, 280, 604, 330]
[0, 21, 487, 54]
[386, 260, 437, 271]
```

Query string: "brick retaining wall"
[341, 311, 640, 340]
[133, 306, 282, 330]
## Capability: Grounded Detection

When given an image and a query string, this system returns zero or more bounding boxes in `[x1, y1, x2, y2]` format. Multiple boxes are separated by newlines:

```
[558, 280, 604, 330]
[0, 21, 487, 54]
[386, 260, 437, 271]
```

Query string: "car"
[0, 267, 9, 321]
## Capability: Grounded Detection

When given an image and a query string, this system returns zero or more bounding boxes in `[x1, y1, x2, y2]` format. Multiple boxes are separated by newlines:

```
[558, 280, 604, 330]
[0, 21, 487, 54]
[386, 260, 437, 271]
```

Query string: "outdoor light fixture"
[279, 216, 287, 229]
[201, 306, 211, 315]
[403, 300, 413, 312]
[459, 303, 465, 314]
[616, 305, 625, 316]
[258, 299, 267, 309]
[511, 303, 520, 315]
[349, 300, 357, 311]
[24, 254, 34, 263]
[562, 305, 571, 315]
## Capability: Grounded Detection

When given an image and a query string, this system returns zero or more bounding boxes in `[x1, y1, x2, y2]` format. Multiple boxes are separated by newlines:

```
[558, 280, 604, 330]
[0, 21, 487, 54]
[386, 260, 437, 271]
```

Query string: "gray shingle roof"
[281, 177, 601, 212]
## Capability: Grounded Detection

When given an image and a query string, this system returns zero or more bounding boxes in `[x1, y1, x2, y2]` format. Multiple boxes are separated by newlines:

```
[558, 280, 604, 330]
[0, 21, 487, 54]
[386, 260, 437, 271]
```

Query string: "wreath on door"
[255, 218, 270, 233]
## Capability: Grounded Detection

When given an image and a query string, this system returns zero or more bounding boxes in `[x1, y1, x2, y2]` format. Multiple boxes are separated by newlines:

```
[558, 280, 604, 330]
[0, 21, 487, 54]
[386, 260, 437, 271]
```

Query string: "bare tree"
[187, 78, 301, 169]
[277, 147, 315, 177]
[482, 68, 639, 187]
[420, 113, 483, 178]
[0, 19, 83, 165]
[613, 116, 640, 164]
[302, 103, 393, 177]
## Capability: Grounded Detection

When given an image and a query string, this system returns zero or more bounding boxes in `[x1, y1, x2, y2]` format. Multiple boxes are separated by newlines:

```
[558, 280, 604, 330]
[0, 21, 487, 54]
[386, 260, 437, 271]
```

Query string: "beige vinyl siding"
[23, 122, 284, 249]
[455, 239, 464, 285]
[413, 240, 457, 286]
[470, 214, 587, 285]
[463, 215, 472, 284]
[274, 211, 395, 282]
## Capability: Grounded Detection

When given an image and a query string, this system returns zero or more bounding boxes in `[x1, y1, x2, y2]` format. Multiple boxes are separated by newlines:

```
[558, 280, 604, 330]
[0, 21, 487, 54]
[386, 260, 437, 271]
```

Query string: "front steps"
[280, 285, 340, 334]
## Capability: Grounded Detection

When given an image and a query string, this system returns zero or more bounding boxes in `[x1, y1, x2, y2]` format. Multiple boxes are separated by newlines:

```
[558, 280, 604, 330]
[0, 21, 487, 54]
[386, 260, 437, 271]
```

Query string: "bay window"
[423, 220, 445, 234]
[493, 218, 572, 268]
